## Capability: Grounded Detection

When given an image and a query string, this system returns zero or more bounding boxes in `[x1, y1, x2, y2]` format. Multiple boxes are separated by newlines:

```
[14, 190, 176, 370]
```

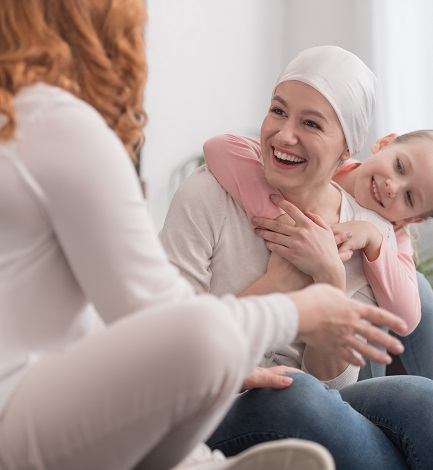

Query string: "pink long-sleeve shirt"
[204, 134, 421, 334]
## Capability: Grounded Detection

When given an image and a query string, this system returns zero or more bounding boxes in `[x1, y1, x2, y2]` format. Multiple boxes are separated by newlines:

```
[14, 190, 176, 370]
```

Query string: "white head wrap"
[274, 45, 377, 156]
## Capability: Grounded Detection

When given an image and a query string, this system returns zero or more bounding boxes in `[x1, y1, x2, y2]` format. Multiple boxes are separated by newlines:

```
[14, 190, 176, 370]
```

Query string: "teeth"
[274, 150, 305, 163]
[372, 179, 382, 205]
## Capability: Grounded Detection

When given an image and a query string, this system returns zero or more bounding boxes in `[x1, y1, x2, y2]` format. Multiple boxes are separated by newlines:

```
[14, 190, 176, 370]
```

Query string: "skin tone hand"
[333, 220, 383, 262]
[251, 196, 350, 379]
[290, 283, 406, 368]
[241, 365, 304, 391]
[241, 249, 346, 379]
[240, 251, 313, 296]
[252, 194, 346, 291]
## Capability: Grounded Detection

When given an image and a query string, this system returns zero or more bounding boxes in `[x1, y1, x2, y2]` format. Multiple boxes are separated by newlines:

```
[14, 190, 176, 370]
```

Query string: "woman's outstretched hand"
[289, 283, 406, 367]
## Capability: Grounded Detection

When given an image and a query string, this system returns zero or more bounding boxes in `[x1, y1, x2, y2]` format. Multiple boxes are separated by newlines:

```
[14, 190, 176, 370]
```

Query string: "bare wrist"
[364, 234, 383, 262]
[313, 264, 346, 290]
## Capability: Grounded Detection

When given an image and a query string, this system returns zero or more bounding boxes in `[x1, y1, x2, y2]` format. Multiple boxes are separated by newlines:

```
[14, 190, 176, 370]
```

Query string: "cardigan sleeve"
[159, 166, 225, 294]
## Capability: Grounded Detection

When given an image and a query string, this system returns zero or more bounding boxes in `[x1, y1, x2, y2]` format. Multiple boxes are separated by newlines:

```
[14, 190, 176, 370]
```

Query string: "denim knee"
[241, 372, 341, 426]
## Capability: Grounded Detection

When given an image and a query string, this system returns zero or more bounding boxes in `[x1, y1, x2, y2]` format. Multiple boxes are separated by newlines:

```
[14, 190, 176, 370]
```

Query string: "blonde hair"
[0, 0, 147, 162]
[395, 129, 433, 146]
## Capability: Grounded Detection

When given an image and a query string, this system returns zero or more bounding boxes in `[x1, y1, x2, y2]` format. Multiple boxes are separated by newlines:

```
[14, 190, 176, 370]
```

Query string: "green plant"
[169, 154, 205, 196]
[417, 255, 433, 286]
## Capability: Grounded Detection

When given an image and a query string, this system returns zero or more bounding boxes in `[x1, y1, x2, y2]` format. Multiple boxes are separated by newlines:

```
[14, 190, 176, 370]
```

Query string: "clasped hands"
[250, 194, 407, 372]
[252, 194, 346, 290]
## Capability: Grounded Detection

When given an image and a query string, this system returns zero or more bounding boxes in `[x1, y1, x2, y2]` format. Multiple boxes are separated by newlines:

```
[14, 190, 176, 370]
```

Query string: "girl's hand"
[333, 220, 383, 261]
[253, 194, 345, 290]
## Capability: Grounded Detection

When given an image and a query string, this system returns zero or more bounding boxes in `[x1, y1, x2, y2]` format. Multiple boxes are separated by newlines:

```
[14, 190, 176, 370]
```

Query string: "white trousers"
[0, 298, 256, 470]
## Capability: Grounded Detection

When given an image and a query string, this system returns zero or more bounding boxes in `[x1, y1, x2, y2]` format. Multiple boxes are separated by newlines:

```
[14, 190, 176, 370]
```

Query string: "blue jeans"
[396, 271, 433, 378]
[207, 373, 433, 469]
[359, 271, 433, 380]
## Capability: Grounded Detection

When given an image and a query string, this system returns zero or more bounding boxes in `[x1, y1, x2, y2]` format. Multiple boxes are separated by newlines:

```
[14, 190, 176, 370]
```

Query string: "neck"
[280, 183, 342, 225]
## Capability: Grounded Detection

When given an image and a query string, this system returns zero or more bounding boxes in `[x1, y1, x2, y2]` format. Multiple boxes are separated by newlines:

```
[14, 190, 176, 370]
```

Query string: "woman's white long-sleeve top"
[0, 84, 298, 414]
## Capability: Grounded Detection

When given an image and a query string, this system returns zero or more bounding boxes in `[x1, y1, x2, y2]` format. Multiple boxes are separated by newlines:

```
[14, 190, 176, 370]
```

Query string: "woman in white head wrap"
[160, 45, 433, 469]
[204, 45, 431, 380]
[273, 45, 376, 156]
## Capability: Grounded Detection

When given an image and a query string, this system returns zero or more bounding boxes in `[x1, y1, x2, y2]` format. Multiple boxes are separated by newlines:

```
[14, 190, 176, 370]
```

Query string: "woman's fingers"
[269, 194, 312, 225]
[292, 284, 407, 365]
[242, 366, 304, 390]
[304, 211, 331, 231]
[255, 227, 291, 246]
[342, 335, 393, 366]
[252, 196, 333, 240]
[358, 304, 408, 337]
[355, 322, 404, 356]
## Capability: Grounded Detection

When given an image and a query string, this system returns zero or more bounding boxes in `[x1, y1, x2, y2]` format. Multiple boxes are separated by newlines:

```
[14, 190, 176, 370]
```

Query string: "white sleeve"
[23, 99, 195, 322]
[21, 97, 299, 363]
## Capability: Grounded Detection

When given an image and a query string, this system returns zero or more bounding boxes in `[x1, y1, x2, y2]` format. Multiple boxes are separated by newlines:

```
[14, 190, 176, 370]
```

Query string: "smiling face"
[352, 135, 433, 225]
[260, 80, 349, 199]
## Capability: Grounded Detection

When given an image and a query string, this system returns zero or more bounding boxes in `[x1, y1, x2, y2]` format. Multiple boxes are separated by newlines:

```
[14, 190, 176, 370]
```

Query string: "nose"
[276, 118, 299, 146]
[385, 178, 400, 198]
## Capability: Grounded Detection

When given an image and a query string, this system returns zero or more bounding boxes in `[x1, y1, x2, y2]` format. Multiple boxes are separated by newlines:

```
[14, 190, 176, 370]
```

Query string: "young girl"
[203, 130, 433, 374]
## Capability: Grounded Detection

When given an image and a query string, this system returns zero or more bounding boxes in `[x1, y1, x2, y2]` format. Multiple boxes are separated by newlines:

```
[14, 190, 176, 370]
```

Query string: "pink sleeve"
[362, 225, 421, 334]
[203, 134, 284, 223]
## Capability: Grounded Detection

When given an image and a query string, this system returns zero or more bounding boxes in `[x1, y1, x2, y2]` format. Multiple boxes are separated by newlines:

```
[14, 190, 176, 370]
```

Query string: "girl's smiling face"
[352, 134, 433, 225]
[260, 80, 349, 198]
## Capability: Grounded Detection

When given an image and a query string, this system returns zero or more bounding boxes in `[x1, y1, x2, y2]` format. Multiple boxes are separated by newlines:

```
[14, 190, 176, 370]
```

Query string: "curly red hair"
[0, 0, 147, 162]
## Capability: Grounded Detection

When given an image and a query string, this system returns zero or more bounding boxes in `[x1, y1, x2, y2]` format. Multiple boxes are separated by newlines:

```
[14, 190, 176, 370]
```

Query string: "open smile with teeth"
[371, 178, 384, 206]
[274, 149, 305, 165]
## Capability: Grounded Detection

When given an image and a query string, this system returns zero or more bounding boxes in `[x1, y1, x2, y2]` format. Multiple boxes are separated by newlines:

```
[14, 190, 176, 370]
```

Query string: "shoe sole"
[190, 439, 335, 470]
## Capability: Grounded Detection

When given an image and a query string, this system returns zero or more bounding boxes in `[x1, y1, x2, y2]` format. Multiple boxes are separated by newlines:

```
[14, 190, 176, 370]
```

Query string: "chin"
[264, 172, 286, 190]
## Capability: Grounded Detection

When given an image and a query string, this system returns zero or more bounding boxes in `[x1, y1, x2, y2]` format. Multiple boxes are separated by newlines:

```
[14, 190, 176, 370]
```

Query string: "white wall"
[143, 0, 433, 264]
[143, 0, 288, 229]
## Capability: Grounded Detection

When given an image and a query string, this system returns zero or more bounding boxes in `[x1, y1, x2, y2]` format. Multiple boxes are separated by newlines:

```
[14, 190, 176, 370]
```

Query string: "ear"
[340, 147, 350, 162]
[371, 133, 398, 154]
[393, 216, 424, 228]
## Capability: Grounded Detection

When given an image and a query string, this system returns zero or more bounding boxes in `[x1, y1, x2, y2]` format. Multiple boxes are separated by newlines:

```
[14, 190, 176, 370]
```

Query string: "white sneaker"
[172, 443, 225, 468]
[175, 440, 335, 470]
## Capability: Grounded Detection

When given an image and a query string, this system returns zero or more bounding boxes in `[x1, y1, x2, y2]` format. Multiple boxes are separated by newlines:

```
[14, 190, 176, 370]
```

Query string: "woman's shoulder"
[16, 83, 96, 114]
[14, 83, 109, 138]
[174, 164, 232, 201]
[168, 164, 249, 232]
[10, 83, 134, 200]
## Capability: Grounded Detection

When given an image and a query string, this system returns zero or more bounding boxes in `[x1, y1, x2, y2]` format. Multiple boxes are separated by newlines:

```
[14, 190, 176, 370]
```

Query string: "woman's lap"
[207, 373, 433, 470]
[0, 300, 247, 470]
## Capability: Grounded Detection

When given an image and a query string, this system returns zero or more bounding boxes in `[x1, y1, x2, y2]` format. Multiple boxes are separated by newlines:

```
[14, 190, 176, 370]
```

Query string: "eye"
[395, 158, 404, 174]
[406, 191, 414, 208]
[304, 120, 321, 130]
[270, 107, 286, 117]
